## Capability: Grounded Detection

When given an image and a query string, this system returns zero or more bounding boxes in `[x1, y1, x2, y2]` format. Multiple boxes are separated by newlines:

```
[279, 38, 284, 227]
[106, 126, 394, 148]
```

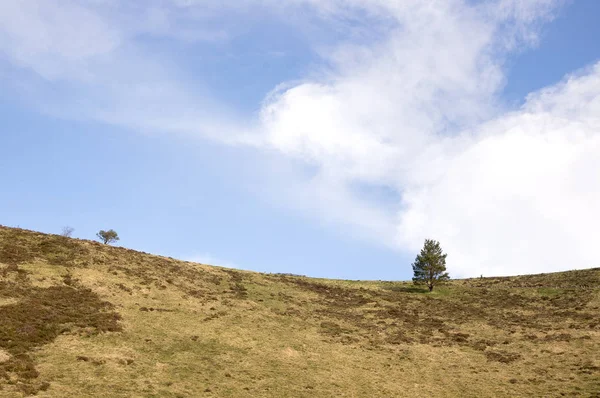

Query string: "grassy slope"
[0, 226, 599, 397]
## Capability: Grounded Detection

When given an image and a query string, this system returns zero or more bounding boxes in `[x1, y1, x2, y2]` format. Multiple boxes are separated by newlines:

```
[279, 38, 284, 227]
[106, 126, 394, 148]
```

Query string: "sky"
[1, 0, 599, 280]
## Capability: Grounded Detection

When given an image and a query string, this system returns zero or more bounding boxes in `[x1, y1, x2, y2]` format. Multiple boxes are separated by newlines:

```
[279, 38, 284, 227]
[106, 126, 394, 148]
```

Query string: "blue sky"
[1, 0, 599, 280]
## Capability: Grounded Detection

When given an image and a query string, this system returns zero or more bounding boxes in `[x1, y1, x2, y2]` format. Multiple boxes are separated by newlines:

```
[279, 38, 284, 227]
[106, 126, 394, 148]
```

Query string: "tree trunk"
[428, 285, 433, 292]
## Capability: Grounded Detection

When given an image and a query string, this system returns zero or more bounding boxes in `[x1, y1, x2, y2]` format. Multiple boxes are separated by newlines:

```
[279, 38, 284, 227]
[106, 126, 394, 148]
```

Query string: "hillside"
[0, 226, 599, 397]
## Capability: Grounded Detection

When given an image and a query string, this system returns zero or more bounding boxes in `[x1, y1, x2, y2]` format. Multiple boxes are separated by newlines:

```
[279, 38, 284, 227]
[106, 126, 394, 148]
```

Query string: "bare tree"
[60, 226, 75, 238]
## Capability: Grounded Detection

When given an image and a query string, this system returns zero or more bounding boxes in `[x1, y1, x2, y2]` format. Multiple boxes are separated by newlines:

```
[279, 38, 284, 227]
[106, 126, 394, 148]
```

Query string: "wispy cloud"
[1, 0, 598, 277]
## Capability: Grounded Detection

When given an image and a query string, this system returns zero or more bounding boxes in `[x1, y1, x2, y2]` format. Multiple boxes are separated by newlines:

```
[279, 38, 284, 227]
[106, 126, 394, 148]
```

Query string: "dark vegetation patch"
[139, 306, 175, 312]
[484, 350, 522, 364]
[37, 236, 90, 267]
[386, 330, 415, 345]
[229, 283, 248, 299]
[543, 333, 573, 342]
[0, 243, 121, 395]
[382, 285, 429, 294]
[116, 283, 133, 294]
[275, 292, 295, 303]
[272, 277, 372, 308]
[2, 225, 599, 394]
[270, 273, 599, 355]
[76, 356, 105, 366]
[0, 226, 225, 306]
[0, 228, 90, 269]
[461, 268, 600, 289]
[223, 270, 248, 299]
[0, 280, 121, 393]
[105, 254, 226, 304]
[319, 321, 349, 337]
[0, 282, 121, 394]
[471, 339, 497, 351]
[576, 361, 600, 375]
[202, 310, 228, 321]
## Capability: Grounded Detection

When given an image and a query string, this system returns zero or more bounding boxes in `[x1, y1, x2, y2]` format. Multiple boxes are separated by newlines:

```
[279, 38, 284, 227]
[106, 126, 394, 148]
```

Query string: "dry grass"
[0, 225, 599, 397]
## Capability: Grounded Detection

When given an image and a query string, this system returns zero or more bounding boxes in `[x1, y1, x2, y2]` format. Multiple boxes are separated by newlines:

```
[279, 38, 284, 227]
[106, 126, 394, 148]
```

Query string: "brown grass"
[0, 225, 599, 397]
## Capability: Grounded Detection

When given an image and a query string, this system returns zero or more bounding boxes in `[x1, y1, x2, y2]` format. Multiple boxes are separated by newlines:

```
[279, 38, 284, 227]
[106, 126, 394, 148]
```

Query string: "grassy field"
[0, 225, 599, 397]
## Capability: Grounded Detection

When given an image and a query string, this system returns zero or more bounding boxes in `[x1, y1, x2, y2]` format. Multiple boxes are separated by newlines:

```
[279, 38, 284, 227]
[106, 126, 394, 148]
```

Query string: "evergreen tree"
[412, 239, 450, 291]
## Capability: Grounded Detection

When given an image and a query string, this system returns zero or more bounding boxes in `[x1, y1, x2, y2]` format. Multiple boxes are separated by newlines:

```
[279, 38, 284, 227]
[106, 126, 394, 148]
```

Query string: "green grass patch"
[537, 287, 564, 297]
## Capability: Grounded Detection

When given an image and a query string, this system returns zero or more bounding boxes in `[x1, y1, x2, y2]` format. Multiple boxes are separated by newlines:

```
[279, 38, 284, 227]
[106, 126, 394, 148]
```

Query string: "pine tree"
[412, 239, 450, 291]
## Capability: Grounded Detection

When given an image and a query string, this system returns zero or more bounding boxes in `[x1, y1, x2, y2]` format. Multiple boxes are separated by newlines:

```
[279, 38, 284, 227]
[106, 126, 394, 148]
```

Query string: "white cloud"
[255, 0, 600, 277]
[1, 0, 598, 278]
[396, 84, 600, 276]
